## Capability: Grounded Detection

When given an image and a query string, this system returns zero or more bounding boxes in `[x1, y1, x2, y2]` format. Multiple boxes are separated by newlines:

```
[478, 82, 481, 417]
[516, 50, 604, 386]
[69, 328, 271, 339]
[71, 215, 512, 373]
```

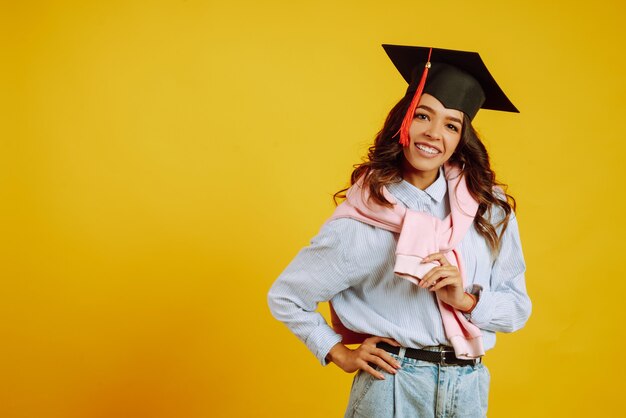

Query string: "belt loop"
[397, 346, 406, 360]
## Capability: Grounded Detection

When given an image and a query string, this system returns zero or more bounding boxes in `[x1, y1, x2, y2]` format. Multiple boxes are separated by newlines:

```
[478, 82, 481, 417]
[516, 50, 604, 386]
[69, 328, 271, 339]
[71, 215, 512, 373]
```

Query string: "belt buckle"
[440, 349, 452, 366]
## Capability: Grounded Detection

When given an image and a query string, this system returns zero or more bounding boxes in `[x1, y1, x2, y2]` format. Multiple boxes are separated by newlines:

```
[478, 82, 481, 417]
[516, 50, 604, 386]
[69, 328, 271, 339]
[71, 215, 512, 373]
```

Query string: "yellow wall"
[2, 0, 625, 417]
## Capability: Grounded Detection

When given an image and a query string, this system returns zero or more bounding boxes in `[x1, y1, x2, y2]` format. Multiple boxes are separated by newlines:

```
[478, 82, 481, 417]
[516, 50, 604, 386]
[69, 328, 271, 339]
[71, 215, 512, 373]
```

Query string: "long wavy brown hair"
[334, 94, 516, 254]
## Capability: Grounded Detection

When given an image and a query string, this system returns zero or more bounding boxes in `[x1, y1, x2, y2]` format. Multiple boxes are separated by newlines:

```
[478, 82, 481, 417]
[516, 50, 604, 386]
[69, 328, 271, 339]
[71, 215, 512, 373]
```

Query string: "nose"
[424, 124, 443, 141]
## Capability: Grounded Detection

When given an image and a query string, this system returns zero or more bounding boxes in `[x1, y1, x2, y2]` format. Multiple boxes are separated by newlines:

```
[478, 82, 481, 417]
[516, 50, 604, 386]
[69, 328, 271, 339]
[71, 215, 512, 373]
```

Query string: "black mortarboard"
[382, 45, 519, 146]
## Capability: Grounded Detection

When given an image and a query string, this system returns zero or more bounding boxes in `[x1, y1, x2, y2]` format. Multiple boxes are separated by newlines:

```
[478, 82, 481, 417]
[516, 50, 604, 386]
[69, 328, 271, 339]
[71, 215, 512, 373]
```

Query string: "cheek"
[408, 120, 423, 138]
[446, 135, 462, 154]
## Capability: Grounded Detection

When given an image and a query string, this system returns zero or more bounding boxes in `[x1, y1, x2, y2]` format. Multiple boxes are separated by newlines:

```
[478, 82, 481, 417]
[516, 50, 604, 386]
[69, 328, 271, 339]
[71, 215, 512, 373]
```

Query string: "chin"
[406, 159, 442, 174]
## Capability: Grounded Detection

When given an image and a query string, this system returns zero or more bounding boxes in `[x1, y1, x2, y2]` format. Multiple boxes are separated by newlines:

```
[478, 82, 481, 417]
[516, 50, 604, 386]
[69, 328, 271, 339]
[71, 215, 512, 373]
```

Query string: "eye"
[446, 124, 460, 133]
[414, 112, 429, 121]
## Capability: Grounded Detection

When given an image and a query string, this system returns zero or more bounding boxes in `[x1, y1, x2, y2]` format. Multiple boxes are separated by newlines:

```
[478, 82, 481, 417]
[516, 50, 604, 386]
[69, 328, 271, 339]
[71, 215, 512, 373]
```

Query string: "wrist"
[459, 292, 478, 313]
[326, 343, 349, 367]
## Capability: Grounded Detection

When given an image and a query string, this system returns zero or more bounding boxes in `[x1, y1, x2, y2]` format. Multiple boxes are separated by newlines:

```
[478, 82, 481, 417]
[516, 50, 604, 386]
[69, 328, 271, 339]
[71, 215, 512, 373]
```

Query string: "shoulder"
[315, 218, 396, 261]
[485, 186, 517, 226]
[317, 217, 394, 243]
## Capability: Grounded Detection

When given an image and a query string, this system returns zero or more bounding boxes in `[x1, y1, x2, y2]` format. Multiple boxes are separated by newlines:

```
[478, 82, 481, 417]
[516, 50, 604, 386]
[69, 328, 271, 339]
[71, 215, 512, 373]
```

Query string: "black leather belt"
[377, 342, 481, 366]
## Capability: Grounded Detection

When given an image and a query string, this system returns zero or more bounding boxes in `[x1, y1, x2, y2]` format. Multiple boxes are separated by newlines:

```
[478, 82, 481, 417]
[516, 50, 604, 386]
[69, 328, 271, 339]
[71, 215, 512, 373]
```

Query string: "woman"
[268, 45, 531, 417]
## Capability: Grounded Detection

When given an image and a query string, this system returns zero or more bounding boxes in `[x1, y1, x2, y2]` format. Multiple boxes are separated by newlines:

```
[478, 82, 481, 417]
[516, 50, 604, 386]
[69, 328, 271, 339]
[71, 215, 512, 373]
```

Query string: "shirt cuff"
[305, 324, 343, 366]
[464, 284, 495, 327]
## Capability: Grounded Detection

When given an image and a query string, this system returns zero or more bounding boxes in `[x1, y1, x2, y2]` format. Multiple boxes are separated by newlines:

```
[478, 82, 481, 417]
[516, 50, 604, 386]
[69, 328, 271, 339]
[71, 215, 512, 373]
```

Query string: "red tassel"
[398, 48, 433, 147]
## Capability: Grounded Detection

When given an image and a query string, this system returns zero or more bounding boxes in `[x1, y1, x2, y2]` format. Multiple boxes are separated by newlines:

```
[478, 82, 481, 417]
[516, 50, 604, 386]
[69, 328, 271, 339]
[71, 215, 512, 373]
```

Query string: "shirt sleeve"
[267, 219, 359, 365]
[466, 213, 532, 333]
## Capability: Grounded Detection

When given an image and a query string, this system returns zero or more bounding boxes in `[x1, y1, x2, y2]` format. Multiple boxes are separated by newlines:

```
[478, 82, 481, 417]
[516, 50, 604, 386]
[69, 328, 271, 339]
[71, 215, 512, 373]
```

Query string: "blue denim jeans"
[344, 350, 490, 418]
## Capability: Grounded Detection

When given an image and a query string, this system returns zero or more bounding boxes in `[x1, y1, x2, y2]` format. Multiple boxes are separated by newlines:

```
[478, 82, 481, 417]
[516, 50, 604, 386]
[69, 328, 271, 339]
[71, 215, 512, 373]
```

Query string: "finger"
[366, 336, 401, 347]
[372, 348, 402, 369]
[420, 277, 438, 289]
[430, 277, 461, 291]
[362, 363, 386, 380]
[368, 347, 401, 367]
[420, 267, 459, 288]
[378, 337, 401, 347]
[423, 252, 451, 266]
[362, 336, 390, 347]
[420, 266, 447, 282]
[363, 338, 402, 369]
[419, 268, 448, 288]
[367, 353, 399, 375]
[361, 337, 378, 347]
[419, 269, 436, 287]
[421, 253, 439, 263]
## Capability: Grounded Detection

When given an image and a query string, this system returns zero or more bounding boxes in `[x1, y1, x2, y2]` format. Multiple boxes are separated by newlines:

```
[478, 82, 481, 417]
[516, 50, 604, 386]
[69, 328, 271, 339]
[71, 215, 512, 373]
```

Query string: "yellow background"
[2, 0, 625, 417]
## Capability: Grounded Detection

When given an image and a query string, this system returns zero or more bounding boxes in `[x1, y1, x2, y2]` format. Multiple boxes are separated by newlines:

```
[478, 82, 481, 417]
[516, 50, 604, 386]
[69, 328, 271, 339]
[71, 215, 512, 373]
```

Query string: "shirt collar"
[387, 168, 447, 209]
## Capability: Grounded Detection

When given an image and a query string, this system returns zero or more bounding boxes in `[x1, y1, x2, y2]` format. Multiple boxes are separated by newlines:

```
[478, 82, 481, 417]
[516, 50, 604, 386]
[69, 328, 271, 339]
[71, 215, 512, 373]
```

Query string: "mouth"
[414, 142, 442, 156]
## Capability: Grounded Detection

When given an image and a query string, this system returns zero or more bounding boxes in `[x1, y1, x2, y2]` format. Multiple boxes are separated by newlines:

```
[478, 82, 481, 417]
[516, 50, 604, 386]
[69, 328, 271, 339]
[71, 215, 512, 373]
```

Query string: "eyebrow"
[417, 104, 463, 125]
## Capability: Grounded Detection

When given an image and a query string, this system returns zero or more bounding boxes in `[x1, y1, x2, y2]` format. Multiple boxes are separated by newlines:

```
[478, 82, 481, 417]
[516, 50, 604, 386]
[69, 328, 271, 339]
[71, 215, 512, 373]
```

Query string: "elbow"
[267, 284, 281, 319]
[503, 297, 532, 333]
[267, 282, 300, 321]
[519, 295, 532, 326]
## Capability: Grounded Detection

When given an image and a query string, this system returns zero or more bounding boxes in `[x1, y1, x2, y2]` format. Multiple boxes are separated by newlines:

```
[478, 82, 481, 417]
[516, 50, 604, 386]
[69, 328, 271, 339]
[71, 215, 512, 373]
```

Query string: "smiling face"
[401, 93, 463, 189]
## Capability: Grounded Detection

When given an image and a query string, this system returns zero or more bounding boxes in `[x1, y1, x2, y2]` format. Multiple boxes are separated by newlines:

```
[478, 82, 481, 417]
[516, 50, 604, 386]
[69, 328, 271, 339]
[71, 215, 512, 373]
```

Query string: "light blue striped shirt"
[268, 172, 531, 365]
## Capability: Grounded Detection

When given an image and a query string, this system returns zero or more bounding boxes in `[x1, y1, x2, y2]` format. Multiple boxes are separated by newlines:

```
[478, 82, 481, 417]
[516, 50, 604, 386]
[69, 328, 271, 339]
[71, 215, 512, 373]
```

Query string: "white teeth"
[416, 144, 440, 154]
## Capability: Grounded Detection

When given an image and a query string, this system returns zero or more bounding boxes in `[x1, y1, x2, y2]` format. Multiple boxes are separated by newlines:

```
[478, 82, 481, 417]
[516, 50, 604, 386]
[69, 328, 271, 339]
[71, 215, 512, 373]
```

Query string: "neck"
[402, 168, 439, 190]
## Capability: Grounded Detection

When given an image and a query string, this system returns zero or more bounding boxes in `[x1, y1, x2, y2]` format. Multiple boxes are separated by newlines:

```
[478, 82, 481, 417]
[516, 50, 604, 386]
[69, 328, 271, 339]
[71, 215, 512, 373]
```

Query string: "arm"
[267, 220, 349, 365]
[466, 214, 532, 333]
[267, 219, 401, 377]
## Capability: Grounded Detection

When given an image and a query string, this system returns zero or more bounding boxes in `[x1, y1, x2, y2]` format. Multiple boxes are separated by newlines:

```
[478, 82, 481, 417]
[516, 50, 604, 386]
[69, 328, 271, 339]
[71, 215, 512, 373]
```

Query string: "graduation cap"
[382, 44, 519, 146]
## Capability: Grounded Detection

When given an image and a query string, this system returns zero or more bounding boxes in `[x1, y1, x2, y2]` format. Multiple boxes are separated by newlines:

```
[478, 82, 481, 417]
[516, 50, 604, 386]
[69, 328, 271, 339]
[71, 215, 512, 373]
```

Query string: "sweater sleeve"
[467, 213, 532, 332]
[267, 219, 359, 365]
